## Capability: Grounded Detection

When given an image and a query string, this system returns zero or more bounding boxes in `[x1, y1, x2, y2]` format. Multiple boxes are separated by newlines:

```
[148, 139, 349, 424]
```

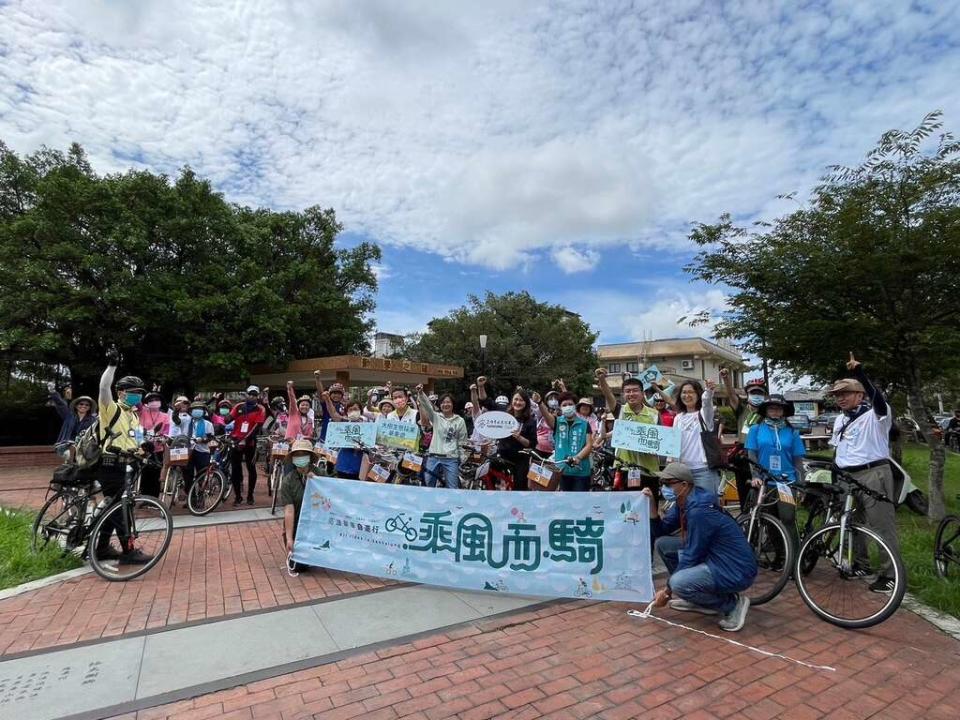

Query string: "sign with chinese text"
[375, 418, 421, 451]
[473, 411, 520, 440]
[293, 478, 654, 602]
[323, 422, 378, 449]
[611, 419, 681, 458]
[793, 402, 818, 419]
[638, 364, 664, 389]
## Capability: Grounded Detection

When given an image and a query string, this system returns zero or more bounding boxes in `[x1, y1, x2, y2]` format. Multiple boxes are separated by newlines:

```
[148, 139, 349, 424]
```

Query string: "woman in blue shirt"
[744, 394, 804, 539]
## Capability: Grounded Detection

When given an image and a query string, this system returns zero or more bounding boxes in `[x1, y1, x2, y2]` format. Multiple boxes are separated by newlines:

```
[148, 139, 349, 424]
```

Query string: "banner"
[611, 419, 681, 458]
[323, 422, 378, 449]
[375, 418, 421, 451]
[473, 411, 520, 439]
[638, 364, 664, 389]
[293, 477, 654, 602]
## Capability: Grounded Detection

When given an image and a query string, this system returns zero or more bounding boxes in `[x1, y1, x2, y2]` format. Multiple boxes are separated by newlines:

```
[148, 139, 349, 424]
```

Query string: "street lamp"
[479, 334, 487, 376]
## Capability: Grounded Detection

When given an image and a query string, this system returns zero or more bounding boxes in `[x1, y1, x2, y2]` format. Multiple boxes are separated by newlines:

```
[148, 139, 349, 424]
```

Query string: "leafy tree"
[403, 291, 598, 400]
[0, 140, 379, 399]
[685, 112, 960, 519]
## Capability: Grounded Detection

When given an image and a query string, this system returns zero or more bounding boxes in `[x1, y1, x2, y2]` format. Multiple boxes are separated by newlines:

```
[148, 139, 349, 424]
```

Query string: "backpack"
[75, 406, 122, 469]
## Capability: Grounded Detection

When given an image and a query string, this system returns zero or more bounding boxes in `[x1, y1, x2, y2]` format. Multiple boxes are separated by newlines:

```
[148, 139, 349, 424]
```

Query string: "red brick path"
[107, 589, 960, 720]
[0, 519, 393, 656]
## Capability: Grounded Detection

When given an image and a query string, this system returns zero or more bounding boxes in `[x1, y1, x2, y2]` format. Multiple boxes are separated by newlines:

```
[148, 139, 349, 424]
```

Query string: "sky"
[2, 0, 959, 353]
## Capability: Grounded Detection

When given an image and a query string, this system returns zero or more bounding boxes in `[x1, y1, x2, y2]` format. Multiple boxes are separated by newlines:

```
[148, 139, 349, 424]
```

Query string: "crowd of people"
[47, 350, 906, 630]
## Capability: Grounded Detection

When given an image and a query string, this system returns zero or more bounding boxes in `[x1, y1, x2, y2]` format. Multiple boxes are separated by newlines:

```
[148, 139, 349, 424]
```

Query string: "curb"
[0, 566, 93, 601]
[902, 592, 960, 641]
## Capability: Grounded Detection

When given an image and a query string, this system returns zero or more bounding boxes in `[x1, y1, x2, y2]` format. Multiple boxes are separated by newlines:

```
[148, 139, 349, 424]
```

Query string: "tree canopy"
[403, 291, 598, 399]
[685, 111, 960, 517]
[0, 141, 380, 394]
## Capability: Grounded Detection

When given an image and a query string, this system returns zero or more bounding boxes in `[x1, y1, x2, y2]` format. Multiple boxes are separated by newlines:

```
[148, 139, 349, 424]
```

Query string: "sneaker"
[246, 497, 255, 506]
[93, 546, 122, 561]
[118, 548, 154, 565]
[869, 576, 896, 593]
[718, 595, 750, 632]
[849, 563, 875, 579]
[668, 599, 718, 615]
[233, 497, 242, 507]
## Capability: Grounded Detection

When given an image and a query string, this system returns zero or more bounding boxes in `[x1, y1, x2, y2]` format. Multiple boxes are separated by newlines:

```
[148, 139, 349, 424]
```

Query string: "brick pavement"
[0, 519, 394, 656]
[105, 588, 960, 720]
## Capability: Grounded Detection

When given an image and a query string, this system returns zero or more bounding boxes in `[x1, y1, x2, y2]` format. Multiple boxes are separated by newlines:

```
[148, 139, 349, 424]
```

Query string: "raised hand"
[594, 368, 607, 379]
[531, 391, 542, 404]
[846, 352, 860, 371]
[287, 380, 294, 389]
[705, 379, 717, 392]
[477, 376, 487, 387]
[105, 346, 120, 366]
[719, 367, 730, 380]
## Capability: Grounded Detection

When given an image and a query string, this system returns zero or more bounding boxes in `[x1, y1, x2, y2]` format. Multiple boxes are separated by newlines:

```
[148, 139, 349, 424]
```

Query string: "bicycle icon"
[384, 512, 418, 542]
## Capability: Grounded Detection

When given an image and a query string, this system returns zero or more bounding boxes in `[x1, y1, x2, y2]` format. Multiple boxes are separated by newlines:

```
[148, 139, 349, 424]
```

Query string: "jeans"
[655, 535, 737, 614]
[690, 466, 721, 495]
[425, 457, 459, 489]
[560, 474, 590, 492]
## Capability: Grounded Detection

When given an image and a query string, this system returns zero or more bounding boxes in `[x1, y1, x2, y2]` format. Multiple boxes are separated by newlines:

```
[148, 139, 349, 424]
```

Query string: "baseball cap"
[656, 463, 694, 485]
[246, 385, 260, 394]
[827, 379, 866, 395]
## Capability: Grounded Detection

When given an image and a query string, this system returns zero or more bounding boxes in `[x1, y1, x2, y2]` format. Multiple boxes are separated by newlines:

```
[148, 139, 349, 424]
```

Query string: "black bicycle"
[934, 513, 960, 578]
[33, 447, 173, 581]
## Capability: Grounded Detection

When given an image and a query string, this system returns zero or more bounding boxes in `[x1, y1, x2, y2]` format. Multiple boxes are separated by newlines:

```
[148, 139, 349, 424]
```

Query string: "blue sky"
[2, 0, 959, 348]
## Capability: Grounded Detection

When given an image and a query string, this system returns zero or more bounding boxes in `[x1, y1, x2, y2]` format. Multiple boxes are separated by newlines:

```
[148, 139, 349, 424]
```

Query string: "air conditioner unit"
[680, 360, 695, 370]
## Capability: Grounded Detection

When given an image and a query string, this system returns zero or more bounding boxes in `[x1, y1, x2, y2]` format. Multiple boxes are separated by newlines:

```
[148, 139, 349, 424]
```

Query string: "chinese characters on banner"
[473, 411, 520, 440]
[611, 419, 681, 457]
[375, 418, 421, 451]
[323, 422, 378, 449]
[293, 477, 654, 602]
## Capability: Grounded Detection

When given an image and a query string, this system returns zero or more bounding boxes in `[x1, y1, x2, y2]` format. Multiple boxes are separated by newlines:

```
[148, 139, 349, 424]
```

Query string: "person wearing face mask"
[171, 401, 216, 499]
[725, 373, 767, 510]
[281, 439, 324, 569]
[416, 386, 468, 489]
[139, 392, 171, 439]
[320, 393, 368, 480]
[387, 388, 418, 424]
[284, 381, 316, 441]
[538, 392, 594, 491]
[93, 348, 153, 565]
[647, 463, 757, 632]
[228, 385, 267, 505]
[531, 390, 558, 455]
[212, 399, 233, 430]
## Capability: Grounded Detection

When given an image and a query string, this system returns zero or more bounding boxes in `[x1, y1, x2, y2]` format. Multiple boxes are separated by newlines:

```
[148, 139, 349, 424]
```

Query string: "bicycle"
[793, 466, 906, 628]
[268, 439, 290, 515]
[33, 447, 173, 581]
[934, 513, 960, 578]
[186, 440, 227, 516]
[735, 460, 797, 606]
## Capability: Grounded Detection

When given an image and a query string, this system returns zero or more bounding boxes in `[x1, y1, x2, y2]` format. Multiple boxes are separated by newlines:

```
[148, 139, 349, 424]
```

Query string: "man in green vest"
[596, 367, 659, 474]
[723, 369, 767, 509]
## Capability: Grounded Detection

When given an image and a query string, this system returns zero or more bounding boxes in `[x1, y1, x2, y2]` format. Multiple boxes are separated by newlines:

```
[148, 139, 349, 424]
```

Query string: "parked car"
[788, 415, 812, 432]
[812, 412, 841, 431]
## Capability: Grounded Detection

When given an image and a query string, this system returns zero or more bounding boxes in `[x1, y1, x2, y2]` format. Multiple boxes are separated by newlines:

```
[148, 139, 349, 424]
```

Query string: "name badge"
[776, 482, 795, 505]
[240, 422, 249, 433]
[768, 455, 782, 472]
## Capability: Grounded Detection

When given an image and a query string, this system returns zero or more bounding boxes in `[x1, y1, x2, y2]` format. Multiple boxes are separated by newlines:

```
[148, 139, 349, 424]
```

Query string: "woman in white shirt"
[672, 379, 721, 494]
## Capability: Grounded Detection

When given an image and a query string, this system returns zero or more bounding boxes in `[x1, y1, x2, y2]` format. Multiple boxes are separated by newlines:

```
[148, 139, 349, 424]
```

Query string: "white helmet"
[495, 395, 509, 406]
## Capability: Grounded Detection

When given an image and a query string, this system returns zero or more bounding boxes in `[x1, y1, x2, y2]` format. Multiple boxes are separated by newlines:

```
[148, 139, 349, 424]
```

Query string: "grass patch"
[0, 508, 83, 590]
[807, 443, 960, 619]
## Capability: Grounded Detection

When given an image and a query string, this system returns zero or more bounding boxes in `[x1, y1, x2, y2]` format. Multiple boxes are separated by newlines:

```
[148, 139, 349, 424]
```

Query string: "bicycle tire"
[797, 501, 829, 576]
[270, 465, 283, 516]
[737, 513, 793, 606]
[187, 469, 226, 516]
[32, 490, 80, 554]
[934, 514, 960, 578]
[794, 523, 905, 629]
[161, 467, 183, 508]
[88, 495, 173, 582]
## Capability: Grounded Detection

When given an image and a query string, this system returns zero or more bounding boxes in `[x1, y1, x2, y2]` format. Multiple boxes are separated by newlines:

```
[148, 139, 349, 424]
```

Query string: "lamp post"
[479, 334, 487, 377]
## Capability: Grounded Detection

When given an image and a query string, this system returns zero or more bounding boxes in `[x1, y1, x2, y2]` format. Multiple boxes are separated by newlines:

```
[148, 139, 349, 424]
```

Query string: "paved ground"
[2, 464, 960, 719]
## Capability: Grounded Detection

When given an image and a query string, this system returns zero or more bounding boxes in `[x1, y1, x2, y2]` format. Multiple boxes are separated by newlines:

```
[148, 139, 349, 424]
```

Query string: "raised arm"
[720, 367, 739, 411]
[847, 354, 887, 417]
[416, 387, 437, 426]
[476, 376, 488, 402]
[595, 368, 617, 414]
[700, 380, 716, 429]
[321, 391, 346, 422]
[537, 398, 556, 430]
[469, 383, 481, 419]
[99, 354, 118, 409]
[48, 383, 70, 420]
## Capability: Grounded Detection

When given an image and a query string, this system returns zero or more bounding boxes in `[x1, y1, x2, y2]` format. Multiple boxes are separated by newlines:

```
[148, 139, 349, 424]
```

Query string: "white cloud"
[551, 246, 600, 274]
[1, 0, 958, 276]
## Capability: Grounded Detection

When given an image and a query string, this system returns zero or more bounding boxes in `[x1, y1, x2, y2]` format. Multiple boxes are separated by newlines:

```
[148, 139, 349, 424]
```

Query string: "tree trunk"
[906, 386, 946, 521]
[890, 421, 903, 465]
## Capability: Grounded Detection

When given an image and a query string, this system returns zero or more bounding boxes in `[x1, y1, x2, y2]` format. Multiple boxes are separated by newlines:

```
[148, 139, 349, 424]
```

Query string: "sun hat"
[656, 463, 694, 485]
[827, 379, 866, 395]
[576, 397, 594, 411]
[757, 394, 795, 417]
[289, 438, 319, 460]
[378, 398, 395, 411]
[70, 395, 97, 413]
[189, 400, 208, 411]
[329, 383, 345, 394]
[173, 395, 190, 407]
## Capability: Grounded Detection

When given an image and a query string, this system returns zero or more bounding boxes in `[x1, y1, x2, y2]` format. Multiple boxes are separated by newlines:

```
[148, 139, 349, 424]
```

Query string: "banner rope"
[628, 604, 836, 673]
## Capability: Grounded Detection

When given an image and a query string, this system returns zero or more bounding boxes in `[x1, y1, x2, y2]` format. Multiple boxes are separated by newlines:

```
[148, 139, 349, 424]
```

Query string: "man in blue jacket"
[647, 463, 757, 632]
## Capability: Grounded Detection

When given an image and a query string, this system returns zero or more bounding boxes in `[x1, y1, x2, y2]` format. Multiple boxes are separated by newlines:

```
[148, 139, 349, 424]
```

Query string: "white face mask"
[748, 394, 765, 407]
[347, 410, 362, 420]
[561, 405, 576, 417]
[179, 413, 190, 422]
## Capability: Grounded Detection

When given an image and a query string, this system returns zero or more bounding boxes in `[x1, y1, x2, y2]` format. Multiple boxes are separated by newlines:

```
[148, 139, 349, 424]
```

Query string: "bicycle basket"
[528, 461, 562, 491]
[51, 462, 95, 488]
[166, 436, 192, 466]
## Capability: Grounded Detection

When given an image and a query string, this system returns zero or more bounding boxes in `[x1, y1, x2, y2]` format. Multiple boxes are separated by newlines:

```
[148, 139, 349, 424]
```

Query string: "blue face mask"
[748, 394, 765, 407]
[190, 409, 204, 419]
[124, 392, 143, 407]
[292, 456, 310, 468]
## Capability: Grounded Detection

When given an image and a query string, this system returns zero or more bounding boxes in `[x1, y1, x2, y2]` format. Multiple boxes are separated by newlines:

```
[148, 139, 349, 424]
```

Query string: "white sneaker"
[668, 598, 718, 615]
[718, 595, 750, 632]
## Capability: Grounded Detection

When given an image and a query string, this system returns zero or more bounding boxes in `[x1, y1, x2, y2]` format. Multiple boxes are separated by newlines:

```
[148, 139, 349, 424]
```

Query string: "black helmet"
[115, 375, 145, 391]
[143, 391, 163, 404]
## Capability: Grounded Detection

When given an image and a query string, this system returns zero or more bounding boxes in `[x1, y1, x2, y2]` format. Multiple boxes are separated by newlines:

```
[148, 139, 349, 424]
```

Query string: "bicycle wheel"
[187, 469, 226, 516]
[270, 464, 283, 515]
[161, 467, 182, 508]
[795, 523, 905, 629]
[88, 496, 173, 581]
[797, 501, 830, 576]
[32, 491, 83, 553]
[934, 515, 960, 578]
[737, 513, 793, 605]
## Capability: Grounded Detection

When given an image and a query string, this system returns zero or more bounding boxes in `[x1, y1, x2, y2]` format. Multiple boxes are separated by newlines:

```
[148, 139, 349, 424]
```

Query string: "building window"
[608, 363, 621, 373]
[626, 362, 639, 373]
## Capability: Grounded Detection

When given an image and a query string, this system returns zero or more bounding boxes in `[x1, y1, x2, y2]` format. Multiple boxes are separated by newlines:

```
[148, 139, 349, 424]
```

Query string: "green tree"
[404, 291, 598, 400]
[0, 141, 379, 398]
[686, 112, 960, 519]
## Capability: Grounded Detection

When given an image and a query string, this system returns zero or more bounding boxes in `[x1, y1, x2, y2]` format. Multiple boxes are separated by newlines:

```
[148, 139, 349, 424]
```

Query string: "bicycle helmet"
[217, 399, 231, 409]
[495, 395, 509, 407]
[270, 396, 286, 409]
[246, 384, 260, 395]
[329, 383, 345, 395]
[744, 378, 767, 393]
[143, 391, 163, 404]
[115, 375, 145, 391]
[296, 394, 312, 405]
